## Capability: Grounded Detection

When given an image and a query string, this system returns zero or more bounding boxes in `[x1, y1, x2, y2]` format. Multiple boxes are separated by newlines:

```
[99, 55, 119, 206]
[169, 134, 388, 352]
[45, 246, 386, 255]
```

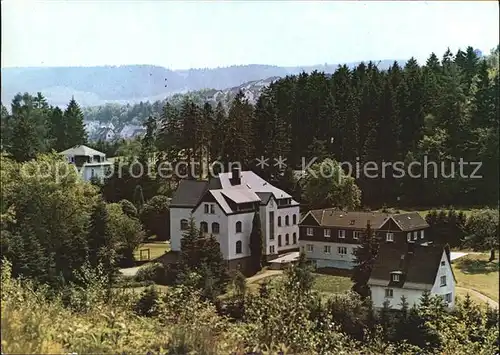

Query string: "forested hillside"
[153, 46, 499, 208]
[1, 61, 400, 107]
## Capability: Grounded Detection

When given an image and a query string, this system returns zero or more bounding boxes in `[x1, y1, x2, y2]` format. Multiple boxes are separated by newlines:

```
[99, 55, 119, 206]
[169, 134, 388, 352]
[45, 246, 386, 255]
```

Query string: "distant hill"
[1, 60, 403, 107]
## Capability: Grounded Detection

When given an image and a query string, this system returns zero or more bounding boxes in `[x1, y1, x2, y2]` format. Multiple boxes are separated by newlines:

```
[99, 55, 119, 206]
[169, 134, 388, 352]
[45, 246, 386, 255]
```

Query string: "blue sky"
[2, 0, 498, 69]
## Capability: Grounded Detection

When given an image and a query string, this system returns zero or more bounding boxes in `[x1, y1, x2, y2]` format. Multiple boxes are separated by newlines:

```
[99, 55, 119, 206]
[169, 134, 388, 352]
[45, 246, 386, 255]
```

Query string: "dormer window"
[386, 233, 394, 242]
[349, 220, 355, 225]
[391, 272, 400, 282]
[407, 232, 413, 242]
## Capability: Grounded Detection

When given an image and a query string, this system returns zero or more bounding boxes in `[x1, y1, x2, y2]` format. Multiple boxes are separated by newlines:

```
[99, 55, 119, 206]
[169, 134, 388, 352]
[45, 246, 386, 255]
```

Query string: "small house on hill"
[59, 145, 112, 181]
[368, 244, 456, 309]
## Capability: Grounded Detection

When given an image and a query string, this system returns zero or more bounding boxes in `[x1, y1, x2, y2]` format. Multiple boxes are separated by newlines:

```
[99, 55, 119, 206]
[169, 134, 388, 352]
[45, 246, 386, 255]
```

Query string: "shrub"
[134, 262, 177, 285]
[134, 286, 161, 317]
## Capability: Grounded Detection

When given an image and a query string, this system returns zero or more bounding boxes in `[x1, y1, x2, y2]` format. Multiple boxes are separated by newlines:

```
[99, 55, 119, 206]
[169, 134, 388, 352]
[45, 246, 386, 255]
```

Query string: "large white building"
[59, 145, 112, 182]
[170, 168, 300, 274]
[368, 244, 456, 309]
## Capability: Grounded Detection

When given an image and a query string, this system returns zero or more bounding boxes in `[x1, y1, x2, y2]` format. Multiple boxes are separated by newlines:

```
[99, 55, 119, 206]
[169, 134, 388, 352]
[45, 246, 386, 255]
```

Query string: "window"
[440, 275, 446, 286]
[270, 199, 274, 207]
[278, 217, 282, 226]
[285, 216, 289, 226]
[392, 273, 400, 282]
[212, 222, 220, 234]
[324, 229, 331, 238]
[385, 289, 394, 298]
[91, 168, 95, 177]
[180, 219, 189, 230]
[338, 230, 346, 238]
[440, 260, 445, 266]
[285, 234, 290, 245]
[324, 245, 331, 254]
[200, 222, 208, 233]
[338, 247, 347, 255]
[293, 214, 297, 225]
[306, 228, 313, 236]
[270, 234, 275, 241]
[353, 231, 362, 240]
[292, 232, 297, 244]
[413, 231, 418, 240]
[386, 233, 394, 242]
[349, 219, 355, 225]
[407, 232, 412, 242]
[306, 244, 313, 252]
[204, 204, 215, 214]
[278, 235, 282, 247]
[270, 245, 275, 254]
[445, 293, 452, 303]
[236, 221, 242, 233]
[236, 241, 242, 254]
[421, 230, 425, 239]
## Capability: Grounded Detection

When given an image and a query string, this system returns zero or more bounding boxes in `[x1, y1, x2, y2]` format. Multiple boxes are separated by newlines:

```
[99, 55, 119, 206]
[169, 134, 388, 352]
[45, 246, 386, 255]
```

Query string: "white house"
[59, 145, 112, 182]
[368, 244, 456, 309]
[299, 209, 430, 270]
[169, 168, 300, 274]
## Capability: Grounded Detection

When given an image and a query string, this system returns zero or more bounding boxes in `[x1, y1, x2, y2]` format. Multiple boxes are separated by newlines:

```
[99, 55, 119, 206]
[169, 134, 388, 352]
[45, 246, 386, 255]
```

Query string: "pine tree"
[210, 102, 227, 163]
[10, 108, 42, 162]
[48, 107, 66, 151]
[64, 97, 87, 145]
[351, 222, 379, 298]
[87, 199, 116, 278]
[249, 211, 264, 274]
[133, 185, 145, 212]
[221, 91, 254, 169]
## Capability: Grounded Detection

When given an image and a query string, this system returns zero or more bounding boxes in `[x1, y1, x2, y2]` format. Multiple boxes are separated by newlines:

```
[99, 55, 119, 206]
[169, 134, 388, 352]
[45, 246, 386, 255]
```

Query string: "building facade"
[369, 244, 456, 309]
[299, 209, 430, 269]
[59, 145, 112, 181]
[170, 168, 300, 274]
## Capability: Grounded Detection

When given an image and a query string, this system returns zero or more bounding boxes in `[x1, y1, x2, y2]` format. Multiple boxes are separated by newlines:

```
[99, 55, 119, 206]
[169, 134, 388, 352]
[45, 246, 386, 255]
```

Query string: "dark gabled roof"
[302, 209, 428, 231]
[170, 179, 209, 207]
[255, 192, 273, 205]
[305, 209, 391, 229]
[370, 244, 445, 287]
[392, 212, 429, 231]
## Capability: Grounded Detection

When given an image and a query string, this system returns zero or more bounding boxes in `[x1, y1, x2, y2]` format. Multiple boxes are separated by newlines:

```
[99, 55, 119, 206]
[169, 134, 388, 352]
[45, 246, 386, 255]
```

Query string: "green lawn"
[452, 253, 499, 302]
[134, 242, 170, 261]
[244, 272, 352, 297]
[313, 274, 353, 294]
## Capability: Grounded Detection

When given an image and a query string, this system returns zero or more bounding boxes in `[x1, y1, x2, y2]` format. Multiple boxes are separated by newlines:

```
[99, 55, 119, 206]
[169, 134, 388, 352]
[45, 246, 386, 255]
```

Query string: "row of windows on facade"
[272, 233, 298, 247]
[181, 216, 300, 234]
[305, 228, 425, 242]
[204, 203, 298, 226]
[233, 240, 297, 255]
[384, 289, 452, 303]
[303, 244, 354, 255]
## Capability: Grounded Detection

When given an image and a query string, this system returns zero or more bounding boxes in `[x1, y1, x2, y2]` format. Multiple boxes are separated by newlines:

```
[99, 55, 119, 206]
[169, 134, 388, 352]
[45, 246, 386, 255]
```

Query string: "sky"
[1, 0, 499, 70]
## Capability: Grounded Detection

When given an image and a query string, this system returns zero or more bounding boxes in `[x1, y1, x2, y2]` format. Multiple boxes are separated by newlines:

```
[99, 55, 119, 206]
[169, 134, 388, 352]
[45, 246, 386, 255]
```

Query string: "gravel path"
[456, 286, 499, 308]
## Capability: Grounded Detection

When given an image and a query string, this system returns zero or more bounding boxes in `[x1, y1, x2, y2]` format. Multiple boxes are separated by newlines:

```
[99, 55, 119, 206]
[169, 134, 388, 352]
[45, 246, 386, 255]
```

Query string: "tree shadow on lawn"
[455, 257, 499, 275]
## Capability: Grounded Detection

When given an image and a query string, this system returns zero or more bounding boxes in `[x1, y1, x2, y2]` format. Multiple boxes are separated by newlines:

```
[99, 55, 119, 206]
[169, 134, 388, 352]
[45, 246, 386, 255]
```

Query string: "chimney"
[231, 167, 241, 185]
